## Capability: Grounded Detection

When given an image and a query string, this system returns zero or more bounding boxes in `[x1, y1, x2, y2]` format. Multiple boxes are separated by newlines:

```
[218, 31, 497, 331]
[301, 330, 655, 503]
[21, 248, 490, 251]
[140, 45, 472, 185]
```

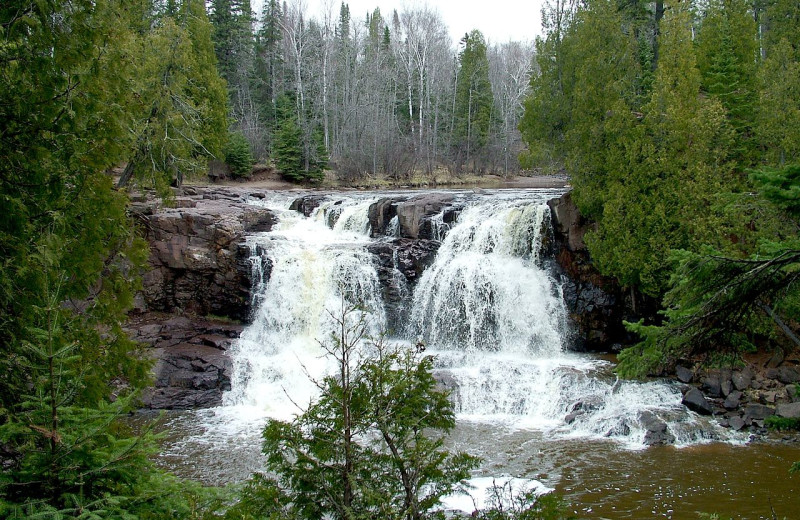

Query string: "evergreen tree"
[273, 95, 306, 182]
[618, 164, 800, 378]
[118, 0, 228, 189]
[224, 131, 255, 178]
[454, 30, 494, 173]
[585, 1, 734, 296]
[0, 1, 210, 516]
[234, 304, 478, 520]
[755, 38, 800, 165]
[695, 0, 759, 166]
[252, 0, 285, 157]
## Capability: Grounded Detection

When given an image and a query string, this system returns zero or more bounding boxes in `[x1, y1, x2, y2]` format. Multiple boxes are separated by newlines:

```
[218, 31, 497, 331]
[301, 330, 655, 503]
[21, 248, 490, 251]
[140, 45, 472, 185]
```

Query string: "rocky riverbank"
[546, 192, 800, 440]
[128, 186, 277, 409]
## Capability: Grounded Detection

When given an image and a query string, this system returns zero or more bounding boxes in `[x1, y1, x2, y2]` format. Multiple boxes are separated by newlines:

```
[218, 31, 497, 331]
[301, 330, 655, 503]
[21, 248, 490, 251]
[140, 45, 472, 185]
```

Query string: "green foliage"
[695, 0, 758, 166]
[119, 0, 229, 190]
[454, 30, 494, 171]
[0, 1, 228, 516]
[224, 131, 255, 178]
[765, 416, 800, 431]
[243, 304, 479, 519]
[750, 164, 800, 218]
[617, 164, 800, 378]
[272, 94, 327, 183]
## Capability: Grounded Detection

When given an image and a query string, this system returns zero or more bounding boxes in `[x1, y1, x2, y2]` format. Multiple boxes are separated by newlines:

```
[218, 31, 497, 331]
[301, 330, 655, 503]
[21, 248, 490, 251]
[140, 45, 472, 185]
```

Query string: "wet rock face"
[548, 192, 647, 351]
[132, 188, 274, 322]
[367, 238, 440, 332]
[368, 197, 406, 237]
[640, 411, 676, 446]
[127, 313, 242, 409]
[395, 194, 456, 239]
[289, 194, 328, 217]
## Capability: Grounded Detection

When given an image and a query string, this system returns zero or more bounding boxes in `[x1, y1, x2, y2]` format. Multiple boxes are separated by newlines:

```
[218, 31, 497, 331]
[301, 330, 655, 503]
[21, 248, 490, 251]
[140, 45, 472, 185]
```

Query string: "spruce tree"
[117, 0, 228, 189]
[454, 30, 494, 173]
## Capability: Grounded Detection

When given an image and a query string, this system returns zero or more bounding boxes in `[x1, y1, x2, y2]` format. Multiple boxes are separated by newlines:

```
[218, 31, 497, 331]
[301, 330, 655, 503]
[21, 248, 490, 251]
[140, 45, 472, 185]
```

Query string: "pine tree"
[695, 0, 759, 166]
[117, 0, 228, 189]
[585, 0, 734, 296]
[454, 30, 494, 173]
[234, 304, 478, 520]
[755, 39, 800, 165]
[273, 95, 306, 182]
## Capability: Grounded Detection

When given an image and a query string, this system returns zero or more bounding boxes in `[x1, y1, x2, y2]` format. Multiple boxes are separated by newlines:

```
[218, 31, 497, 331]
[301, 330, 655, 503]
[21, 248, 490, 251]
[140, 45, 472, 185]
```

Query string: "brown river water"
[140, 410, 800, 519]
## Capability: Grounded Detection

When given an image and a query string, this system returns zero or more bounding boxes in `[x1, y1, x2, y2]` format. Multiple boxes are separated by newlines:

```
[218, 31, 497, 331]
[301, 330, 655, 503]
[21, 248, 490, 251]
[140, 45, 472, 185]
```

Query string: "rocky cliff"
[547, 192, 658, 351]
[128, 187, 275, 409]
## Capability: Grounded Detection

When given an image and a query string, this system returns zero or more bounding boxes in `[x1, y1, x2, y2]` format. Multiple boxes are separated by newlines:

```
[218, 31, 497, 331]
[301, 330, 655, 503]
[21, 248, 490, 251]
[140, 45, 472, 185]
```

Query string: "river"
[146, 189, 800, 519]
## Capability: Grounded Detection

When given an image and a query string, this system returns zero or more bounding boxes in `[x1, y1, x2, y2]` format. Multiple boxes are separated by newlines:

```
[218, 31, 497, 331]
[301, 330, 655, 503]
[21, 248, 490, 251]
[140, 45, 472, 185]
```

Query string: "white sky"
[253, 0, 545, 45]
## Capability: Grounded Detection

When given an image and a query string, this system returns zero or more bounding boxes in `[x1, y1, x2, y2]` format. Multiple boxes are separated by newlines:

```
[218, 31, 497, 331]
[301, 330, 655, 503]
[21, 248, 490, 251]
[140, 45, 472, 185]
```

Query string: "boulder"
[729, 416, 746, 431]
[776, 402, 800, 419]
[565, 411, 585, 425]
[723, 391, 743, 410]
[640, 411, 675, 446]
[368, 197, 407, 237]
[732, 369, 752, 391]
[289, 194, 327, 217]
[702, 374, 722, 398]
[395, 194, 456, 239]
[682, 388, 713, 415]
[675, 366, 694, 384]
[743, 403, 775, 422]
[777, 366, 800, 384]
[787, 384, 800, 403]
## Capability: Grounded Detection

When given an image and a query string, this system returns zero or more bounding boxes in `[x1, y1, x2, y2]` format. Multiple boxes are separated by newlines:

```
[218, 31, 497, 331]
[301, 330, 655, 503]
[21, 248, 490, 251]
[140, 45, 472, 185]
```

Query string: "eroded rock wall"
[131, 187, 275, 322]
[129, 187, 274, 409]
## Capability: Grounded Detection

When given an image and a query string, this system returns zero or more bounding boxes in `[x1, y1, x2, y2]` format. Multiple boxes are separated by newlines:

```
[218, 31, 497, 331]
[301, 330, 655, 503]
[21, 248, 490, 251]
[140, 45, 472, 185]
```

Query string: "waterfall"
[216, 190, 731, 450]
[408, 201, 563, 353]
[223, 197, 384, 419]
[403, 193, 731, 448]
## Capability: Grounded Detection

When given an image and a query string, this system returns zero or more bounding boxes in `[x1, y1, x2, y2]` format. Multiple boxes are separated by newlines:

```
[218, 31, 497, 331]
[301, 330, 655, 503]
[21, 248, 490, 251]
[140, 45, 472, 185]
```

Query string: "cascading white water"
[222, 196, 384, 419]
[409, 201, 563, 353]
[404, 193, 732, 448]
[197, 189, 733, 458]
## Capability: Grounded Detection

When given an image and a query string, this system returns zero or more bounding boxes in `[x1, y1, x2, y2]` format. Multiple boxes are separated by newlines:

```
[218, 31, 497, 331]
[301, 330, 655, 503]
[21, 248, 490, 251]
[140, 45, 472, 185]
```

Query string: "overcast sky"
[252, 0, 545, 45]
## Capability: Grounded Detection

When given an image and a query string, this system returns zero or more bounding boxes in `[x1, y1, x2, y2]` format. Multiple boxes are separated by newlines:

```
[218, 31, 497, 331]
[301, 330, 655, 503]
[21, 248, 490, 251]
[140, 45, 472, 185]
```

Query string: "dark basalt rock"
[743, 403, 775, 422]
[395, 194, 456, 239]
[724, 391, 743, 410]
[547, 192, 659, 352]
[289, 194, 328, 217]
[134, 188, 274, 322]
[367, 238, 440, 332]
[640, 411, 675, 446]
[368, 196, 407, 237]
[776, 402, 800, 419]
[676, 365, 694, 384]
[682, 388, 713, 415]
[128, 312, 241, 410]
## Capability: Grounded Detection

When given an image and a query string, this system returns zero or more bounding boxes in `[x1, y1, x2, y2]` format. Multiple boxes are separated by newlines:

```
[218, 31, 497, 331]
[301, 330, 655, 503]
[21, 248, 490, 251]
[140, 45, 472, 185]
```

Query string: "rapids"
[150, 189, 800, 518]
